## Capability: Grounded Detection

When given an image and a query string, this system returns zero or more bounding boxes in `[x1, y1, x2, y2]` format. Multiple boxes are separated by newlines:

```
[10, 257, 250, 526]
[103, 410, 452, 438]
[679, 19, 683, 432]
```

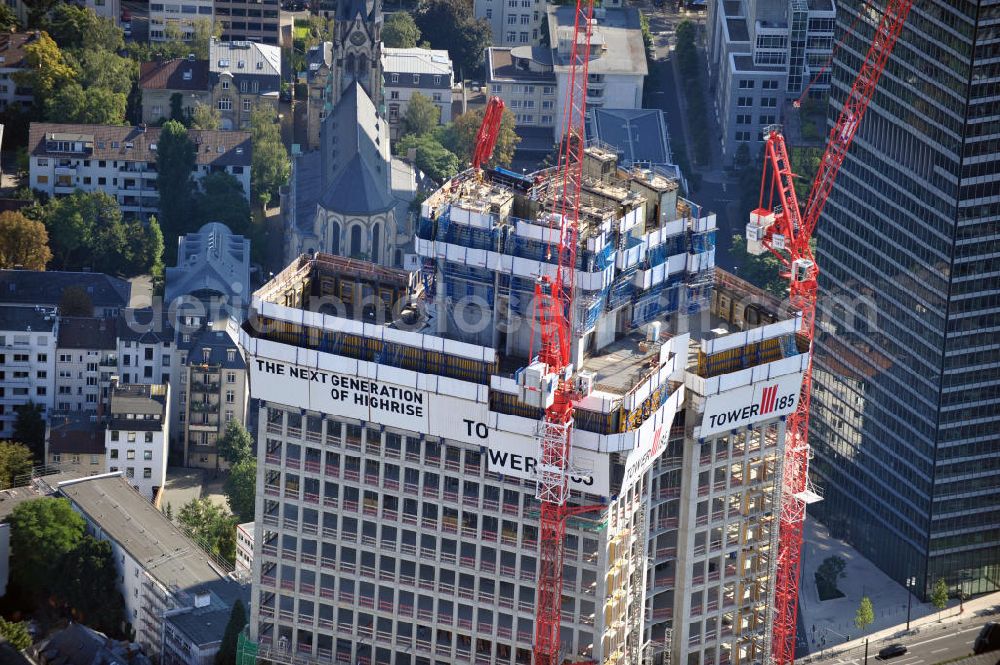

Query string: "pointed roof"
[319, 83, 395, 215]
[336, 0, 377, 22]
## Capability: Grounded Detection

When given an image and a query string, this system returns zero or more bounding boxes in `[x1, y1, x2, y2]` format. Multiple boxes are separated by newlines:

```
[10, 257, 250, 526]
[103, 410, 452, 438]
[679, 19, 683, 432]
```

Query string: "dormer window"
[183, 69, 193, 81]
[218, 58, 230, 67]
[238, 60, 245, 69]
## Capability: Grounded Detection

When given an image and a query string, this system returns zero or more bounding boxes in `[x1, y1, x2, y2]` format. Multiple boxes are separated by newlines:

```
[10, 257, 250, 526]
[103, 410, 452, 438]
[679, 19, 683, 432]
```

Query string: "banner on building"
[700, 371, 804, 437]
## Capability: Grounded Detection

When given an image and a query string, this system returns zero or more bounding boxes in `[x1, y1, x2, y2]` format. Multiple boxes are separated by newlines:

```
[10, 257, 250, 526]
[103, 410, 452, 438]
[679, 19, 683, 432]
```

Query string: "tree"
[215, 599, 247, 665]
[401, 92, 441, 137]
[67, 48, 137, 99]
[0, 442, 33, 489]
[224, 459, 256, 522]
[931, 578, 949, 619]
[0, 4, 19, 32]
[189, 18, 221, 60]
[61, 536, 126, 636]
[415, 0, 491, 76]
[13, 32, 76, 100]
[59, 285, 94, 316]
[4, 497, 85, 594]
[250, 104, 289, 207]
[191, 103, 221, 130]
[156, 120, 197, 245]
[45, 82, 128, 125]
[0, 618, 31, 651]
[178, 498, 237, 564]
[396, 133, 460, 182]
[0, 211, 51, 270]
[443, 107, 520, 166]
[730, 234, 786, 297]
[854, 596, 875, 633]
[12, 401, 45, 462]
[21, 0, 60, 28]
[383, 12, 421, 48]
[170, 92, 186, 124]
[218, 421, 253, 466]
[193, 172, 252, 236]
[47, 4, 124, 51]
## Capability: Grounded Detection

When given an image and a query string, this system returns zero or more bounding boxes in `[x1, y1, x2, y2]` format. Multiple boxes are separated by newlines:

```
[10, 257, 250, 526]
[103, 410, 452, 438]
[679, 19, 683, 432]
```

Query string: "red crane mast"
[531, 0, 595, 662]
[471, 96, 507, 170]
[746, 2, 914, 664]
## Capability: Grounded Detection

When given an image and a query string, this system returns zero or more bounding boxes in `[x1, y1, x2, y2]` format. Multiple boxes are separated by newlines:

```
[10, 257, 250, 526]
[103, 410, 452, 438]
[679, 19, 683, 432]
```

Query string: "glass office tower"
[809, 0, 1000, 599]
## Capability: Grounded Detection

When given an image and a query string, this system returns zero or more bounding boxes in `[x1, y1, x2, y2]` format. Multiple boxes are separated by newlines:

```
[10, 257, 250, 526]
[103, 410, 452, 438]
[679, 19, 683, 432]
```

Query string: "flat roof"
[547, 6, 648, 76]
[0, 305, 57, 333]
[58, 475, 226, 592]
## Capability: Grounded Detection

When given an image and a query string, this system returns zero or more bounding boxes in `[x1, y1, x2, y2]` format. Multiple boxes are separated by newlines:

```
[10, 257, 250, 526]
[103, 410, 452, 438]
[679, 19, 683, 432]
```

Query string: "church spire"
[331, 0, 383, 110]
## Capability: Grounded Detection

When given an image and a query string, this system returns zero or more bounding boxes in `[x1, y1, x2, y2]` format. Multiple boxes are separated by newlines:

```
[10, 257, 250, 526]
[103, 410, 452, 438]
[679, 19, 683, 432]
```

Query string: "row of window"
[108, 466, 154, 479]
[388, 73, 446, 86]
[737, 79, 779, 90]
[111, 430, 156, 443]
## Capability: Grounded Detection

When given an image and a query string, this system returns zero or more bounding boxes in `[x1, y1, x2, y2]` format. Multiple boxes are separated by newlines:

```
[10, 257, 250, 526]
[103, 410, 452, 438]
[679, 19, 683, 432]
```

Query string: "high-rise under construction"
[238, 148, 810, 665]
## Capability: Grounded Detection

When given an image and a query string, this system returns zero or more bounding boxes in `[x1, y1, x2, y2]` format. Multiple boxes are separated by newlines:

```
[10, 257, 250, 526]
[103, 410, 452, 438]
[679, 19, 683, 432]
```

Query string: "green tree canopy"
[191, 103, 221, 130]
[0, 441, 33, 489]
[396, 133, 460, 182]
[224, 459, 256, 522]
[930, 578, 949, 618]
[0, 4, 19, 32]
[854, 595, 874, 632]
[47, 4, 124, 51]
[13, 32, 76, 100]
[415, 0, 491, 77]
[401, 92, 441, 137]
[70, 48, 137, 98]
[383, 12, 421, 48]
[178, 498, 237, 564]
[249, 105, 290, 207]
[442, 107, 519, 167]
[61, 536, 127, 636]
[59, 285, 94, 316]
[156, 120, 197, 247]
[0, 211, 52, 270]
[218, 421, 253, 467]
[12, 401, 45, 461]
[0, 618, 31, 651]
[4, 497, 85, 593]
[22, 0, 59, 28]
[193, 172, 252, 236]
[45, 82, 128, 125]
[215, 599, 247, 665]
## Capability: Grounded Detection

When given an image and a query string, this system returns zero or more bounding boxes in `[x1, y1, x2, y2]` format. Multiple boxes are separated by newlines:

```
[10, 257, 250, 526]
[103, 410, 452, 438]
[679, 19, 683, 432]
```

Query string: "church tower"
[331, 0, 383, 111]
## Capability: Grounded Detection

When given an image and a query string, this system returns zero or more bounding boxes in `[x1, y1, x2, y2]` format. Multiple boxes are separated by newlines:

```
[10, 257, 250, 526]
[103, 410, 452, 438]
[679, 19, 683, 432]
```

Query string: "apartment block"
[45, 411, 106, 472]
[706, 0, 836, 164]
[382, 48, 453, 140]
[486, 6, 646, 140]
[209, 39, 282, 130]
[235, 149, 810, 665]
[58, 474, 247, 664]
[28, 123, 252, 219]
[0, 33, 40, 111]
[105, 383, 170, 501]
[54, 317, 118, 414]
[139, 57, 212, 125]
[0, 306, 57, 439]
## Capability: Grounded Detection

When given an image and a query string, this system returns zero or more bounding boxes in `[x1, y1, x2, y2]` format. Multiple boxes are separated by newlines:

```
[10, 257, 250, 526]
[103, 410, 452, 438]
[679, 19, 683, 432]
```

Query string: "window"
[219, 97, 233, 110]
[761, 97, 777, 108]
[91, 455, 99, 465]
[506, 31, 516, 41]
[127, 450, 136, 460]
[735, 113, 751, 125]
[222, 79, 230, 89]
[151, 105, 162, 117]
[243, 99, 251, 111]
[485, 8, 491, 17]
[110, 449, 119, 459]
[52, 453, 61, 463]
[759, 114, 776, 125]
[735, 131, 751, 142]
[390, 90, 399, 100]
[520, 14, 529, 24]
[145, 431, 154, 443]
[112, 431, 120, 441]
[507, 15, 516, 24]
[762, 80, 779, 90]
[143, 468, 152, 479]
[35, 387, 45, 396]
[434, 75, 441, 85]
[126, 467, 134, 478]
[128, 432, 136, 443]
[225, 410, 234, 422]
[519, 31, 528, 43]
[738, 79, 755, 89]
[227, 372, 236, 383]
[390, 73, 399, 83]
[144, 450, 153, 460]
[226, 390, 235, 403]
[491, 84, 502, 94]
[737, 97, 753, 107]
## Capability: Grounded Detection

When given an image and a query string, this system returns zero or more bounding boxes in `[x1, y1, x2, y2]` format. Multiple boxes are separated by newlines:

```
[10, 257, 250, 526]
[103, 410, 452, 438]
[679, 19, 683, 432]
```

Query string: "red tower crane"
[745, 2, 914, 664]
[529, 0, 595, 662]
[471, 96, 507, 170]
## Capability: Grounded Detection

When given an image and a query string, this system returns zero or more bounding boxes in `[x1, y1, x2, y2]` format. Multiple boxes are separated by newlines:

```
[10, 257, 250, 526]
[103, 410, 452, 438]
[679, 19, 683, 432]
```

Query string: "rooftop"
[486, 47, 555, 83]
[177, 323, 245, 370]
[0, 270, 131, 311]
[28, 123, 252, 167]
[0, 304, 56, 333]
[165, 222, 251, 306]
[57, 316, 117, 350]
[0, 32, 40, 69]
[33, 623, 151, 665]
[382, 47, 453, 77]
[305, 41, 332, 82]
[139, 57, 210, 91]
[58, 475, 226, 591]
[48, 412, 105, 455]
[587, 109, 673, 167]
[109, 383, 167, 430]
[164, 579, 249, 647]
[209, 38, 281, 79]
[547, 5, 648, 76]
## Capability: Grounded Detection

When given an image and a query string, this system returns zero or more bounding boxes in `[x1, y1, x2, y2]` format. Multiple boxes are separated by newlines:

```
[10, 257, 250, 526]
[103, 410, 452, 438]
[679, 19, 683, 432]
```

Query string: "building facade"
[215, 0, 281, 45]
[139, 57, 212, 126]
[165, 222, 252, 311]
[45, 411, 106, 472]
[0, 33, 39, 112]
[54, 317, 118, 414]
[28, 123, 252, 219]
[209, 39, 282, 130]
[149, 0, 214, 41]
[303, 42, 334, 152]
[105, 383, 170, 501]
[706, 0, 836, 164]
[236, 521, 254, 573]
[808, 0, 1000, 600]
[0, 306, 57, 440]
[382, 48, 453, 140]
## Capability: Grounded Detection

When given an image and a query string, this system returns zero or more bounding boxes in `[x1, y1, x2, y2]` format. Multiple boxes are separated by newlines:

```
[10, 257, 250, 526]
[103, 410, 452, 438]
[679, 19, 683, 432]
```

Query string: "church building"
[286, 0, 418, 268]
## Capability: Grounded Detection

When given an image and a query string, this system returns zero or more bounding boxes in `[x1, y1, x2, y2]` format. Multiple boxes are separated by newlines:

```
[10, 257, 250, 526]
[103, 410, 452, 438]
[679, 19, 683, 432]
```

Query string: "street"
[815, 623, 983, 665]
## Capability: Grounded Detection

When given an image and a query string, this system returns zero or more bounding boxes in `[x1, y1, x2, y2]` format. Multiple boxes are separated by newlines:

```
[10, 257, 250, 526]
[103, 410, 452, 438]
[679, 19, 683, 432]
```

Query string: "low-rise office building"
[105, 383, 170, 501]
[28, 123, 252, 219]
[236, 521, 254, 573]
[149, 0, 213, 41]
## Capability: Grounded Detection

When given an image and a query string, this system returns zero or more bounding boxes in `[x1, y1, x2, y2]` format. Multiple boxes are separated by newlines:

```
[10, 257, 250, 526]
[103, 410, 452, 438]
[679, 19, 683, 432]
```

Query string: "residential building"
[236, 522, 254, 573]
[215, 0, 280, 45]
[474, 0, 624, 47]
[209, 39, 282, 130]
[237, 153, 810, 665]
[0, 306, 58, 439]
[382, 48, 453, 139]
[139, 57, 212, 126]
[149, 0, 213, 41]
[165, 222, 252, 312]
[115, 310, 175, 389]
[58, 474, 246, 663]
[54, 317, 118, 413]
[0, 33, 40, 111]
[808, 0, 1000, 599]
[176, 323, 248, 470]
[303, 42, 334, 152]
[105, 383, 170, 501]
[45, 411, 106, 472]
[30, 623, 151, 665]
[0, 270, 131, 318]
[706, 0, 836, 164]
[7, 0, 121, 27]
[486, 6, 646, 141]
[28, 123, 252, 219]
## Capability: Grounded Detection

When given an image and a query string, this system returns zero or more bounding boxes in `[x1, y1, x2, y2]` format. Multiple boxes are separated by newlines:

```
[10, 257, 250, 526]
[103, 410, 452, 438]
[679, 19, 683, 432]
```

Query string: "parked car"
[877, 644, 908, 660]
[974, 622, 1000, 655]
